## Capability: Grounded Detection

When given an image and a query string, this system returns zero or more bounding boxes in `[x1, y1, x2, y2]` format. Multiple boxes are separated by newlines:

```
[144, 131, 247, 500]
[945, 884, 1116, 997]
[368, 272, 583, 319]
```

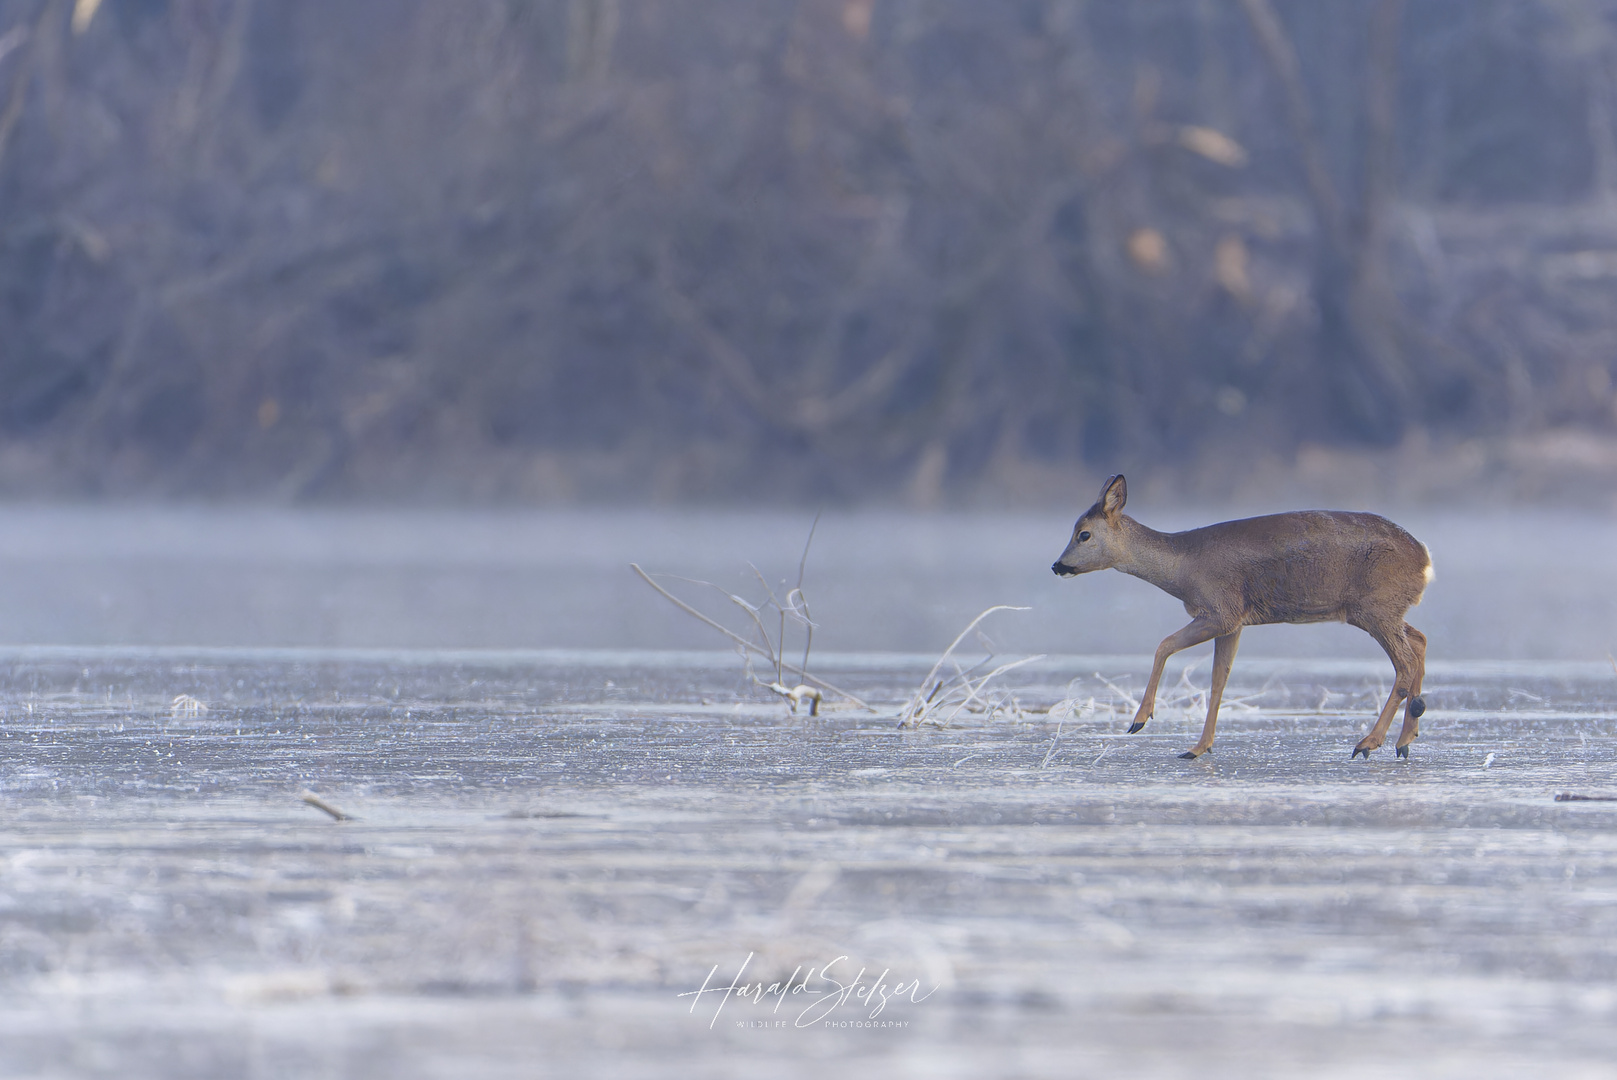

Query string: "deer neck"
[1112, 516, 1191, 600]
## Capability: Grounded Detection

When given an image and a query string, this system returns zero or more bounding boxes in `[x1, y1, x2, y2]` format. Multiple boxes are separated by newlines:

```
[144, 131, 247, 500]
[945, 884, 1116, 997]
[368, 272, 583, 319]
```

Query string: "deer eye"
[1078, 530, 1091, 542]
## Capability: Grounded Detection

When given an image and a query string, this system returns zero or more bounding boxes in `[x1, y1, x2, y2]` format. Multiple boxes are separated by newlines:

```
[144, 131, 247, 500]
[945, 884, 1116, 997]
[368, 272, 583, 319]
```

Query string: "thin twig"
[662, 573, 779, 665]
[299, 790, 352, 821]
[1091, 673, 1142, 714]
[902, 605, 1029, 721]
[631, 563, 872, 709]
[796, 512, 821, 592]
[746, 562, 786, 683]
[1040, 719, 1064, 768]
[899, 608, 1039, 728]
[938, 654, 1046, 726]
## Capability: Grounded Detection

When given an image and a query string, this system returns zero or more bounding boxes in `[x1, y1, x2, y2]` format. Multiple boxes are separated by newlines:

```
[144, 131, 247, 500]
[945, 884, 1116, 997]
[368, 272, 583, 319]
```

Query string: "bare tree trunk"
[1238, 0, 1414, 443]
[0, 0, 67, 172]
[567, 0, 619, 83]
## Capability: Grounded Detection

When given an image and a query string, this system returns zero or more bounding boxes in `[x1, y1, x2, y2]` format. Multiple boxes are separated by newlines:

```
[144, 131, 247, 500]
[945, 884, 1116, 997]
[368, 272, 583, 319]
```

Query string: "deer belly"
[1245, 604, 1346, 626]
[1240, 570, 1351, 625]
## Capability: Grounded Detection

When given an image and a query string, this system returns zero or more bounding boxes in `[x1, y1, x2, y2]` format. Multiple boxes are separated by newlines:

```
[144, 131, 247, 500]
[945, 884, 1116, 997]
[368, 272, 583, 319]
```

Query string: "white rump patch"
[1416, 544, 1435, 603]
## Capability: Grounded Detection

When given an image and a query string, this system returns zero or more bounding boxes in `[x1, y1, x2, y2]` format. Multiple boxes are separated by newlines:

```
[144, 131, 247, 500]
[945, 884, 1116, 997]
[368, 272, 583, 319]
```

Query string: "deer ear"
[1100, 474, 1127, 516]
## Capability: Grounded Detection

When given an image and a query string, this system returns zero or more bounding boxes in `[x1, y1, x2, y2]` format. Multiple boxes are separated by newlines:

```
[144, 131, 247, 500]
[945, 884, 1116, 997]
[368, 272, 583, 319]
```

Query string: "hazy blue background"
[0, 504, 1612, 660]
[3, 0, 1617, 505]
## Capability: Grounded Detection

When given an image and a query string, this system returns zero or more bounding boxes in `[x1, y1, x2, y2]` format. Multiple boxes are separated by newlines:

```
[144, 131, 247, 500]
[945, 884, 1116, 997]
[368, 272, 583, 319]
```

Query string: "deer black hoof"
[1128, 721, 1146, 734]
[1351, 746, 1371, 760]
[1178, 750, 1201, 759]
[1396, 744, 1410, 759]
[1409, 696, 1426, 719]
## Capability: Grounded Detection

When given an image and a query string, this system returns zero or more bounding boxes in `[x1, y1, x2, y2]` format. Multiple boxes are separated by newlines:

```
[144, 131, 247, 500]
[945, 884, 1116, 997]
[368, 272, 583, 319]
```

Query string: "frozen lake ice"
[2, 506, 1617, 1077]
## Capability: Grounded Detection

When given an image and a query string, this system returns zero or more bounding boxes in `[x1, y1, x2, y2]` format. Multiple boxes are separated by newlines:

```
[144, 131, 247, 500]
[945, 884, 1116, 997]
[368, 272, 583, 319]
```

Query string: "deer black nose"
[1051, 561, 1071, 576]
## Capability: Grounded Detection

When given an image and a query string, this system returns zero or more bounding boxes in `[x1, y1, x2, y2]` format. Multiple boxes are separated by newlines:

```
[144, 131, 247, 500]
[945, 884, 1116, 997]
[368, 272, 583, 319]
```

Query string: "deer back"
[1161, 511, 1432, 627]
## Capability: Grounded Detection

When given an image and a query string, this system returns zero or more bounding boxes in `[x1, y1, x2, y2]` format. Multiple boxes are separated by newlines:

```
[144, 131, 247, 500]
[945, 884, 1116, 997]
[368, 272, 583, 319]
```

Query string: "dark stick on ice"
[300, 790, 353, 821]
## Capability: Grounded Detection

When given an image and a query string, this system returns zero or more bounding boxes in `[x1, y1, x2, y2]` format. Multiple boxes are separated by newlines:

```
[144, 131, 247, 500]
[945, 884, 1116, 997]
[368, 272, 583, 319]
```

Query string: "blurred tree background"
[3, 0, 1617, 503]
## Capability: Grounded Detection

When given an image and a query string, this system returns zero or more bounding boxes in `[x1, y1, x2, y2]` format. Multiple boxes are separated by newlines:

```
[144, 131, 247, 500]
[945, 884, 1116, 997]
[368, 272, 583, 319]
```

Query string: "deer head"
[1052, 474, 1129, 577]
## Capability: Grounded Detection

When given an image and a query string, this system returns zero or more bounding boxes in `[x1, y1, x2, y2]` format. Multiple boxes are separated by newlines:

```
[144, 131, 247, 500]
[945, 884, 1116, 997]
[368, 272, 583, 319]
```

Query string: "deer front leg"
[1128, 617, 1225, 734]
[1180, 628, 1241, 759]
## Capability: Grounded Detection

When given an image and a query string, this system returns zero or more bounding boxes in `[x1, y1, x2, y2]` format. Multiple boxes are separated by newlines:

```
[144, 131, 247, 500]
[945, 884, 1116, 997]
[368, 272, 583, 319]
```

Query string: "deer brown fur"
[1052, 475, 1432, 759]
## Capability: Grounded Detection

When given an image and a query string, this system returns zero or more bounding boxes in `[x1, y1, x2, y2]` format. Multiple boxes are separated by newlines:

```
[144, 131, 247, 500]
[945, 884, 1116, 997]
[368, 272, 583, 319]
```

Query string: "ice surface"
[2, 648, 1617, 1078]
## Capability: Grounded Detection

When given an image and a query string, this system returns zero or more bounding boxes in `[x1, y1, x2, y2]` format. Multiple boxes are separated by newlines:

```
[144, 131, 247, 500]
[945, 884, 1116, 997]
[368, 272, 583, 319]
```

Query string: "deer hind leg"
[1393, 624, 1428, 758]
[1129, 617, 1225, 734]
[1351, 617, 1417, 760]
[1180, 628, 1241, 759]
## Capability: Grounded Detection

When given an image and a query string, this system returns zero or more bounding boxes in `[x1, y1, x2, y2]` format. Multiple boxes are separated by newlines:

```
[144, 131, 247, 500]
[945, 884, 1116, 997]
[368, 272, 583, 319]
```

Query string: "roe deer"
[1051, 475, 1432, 759]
